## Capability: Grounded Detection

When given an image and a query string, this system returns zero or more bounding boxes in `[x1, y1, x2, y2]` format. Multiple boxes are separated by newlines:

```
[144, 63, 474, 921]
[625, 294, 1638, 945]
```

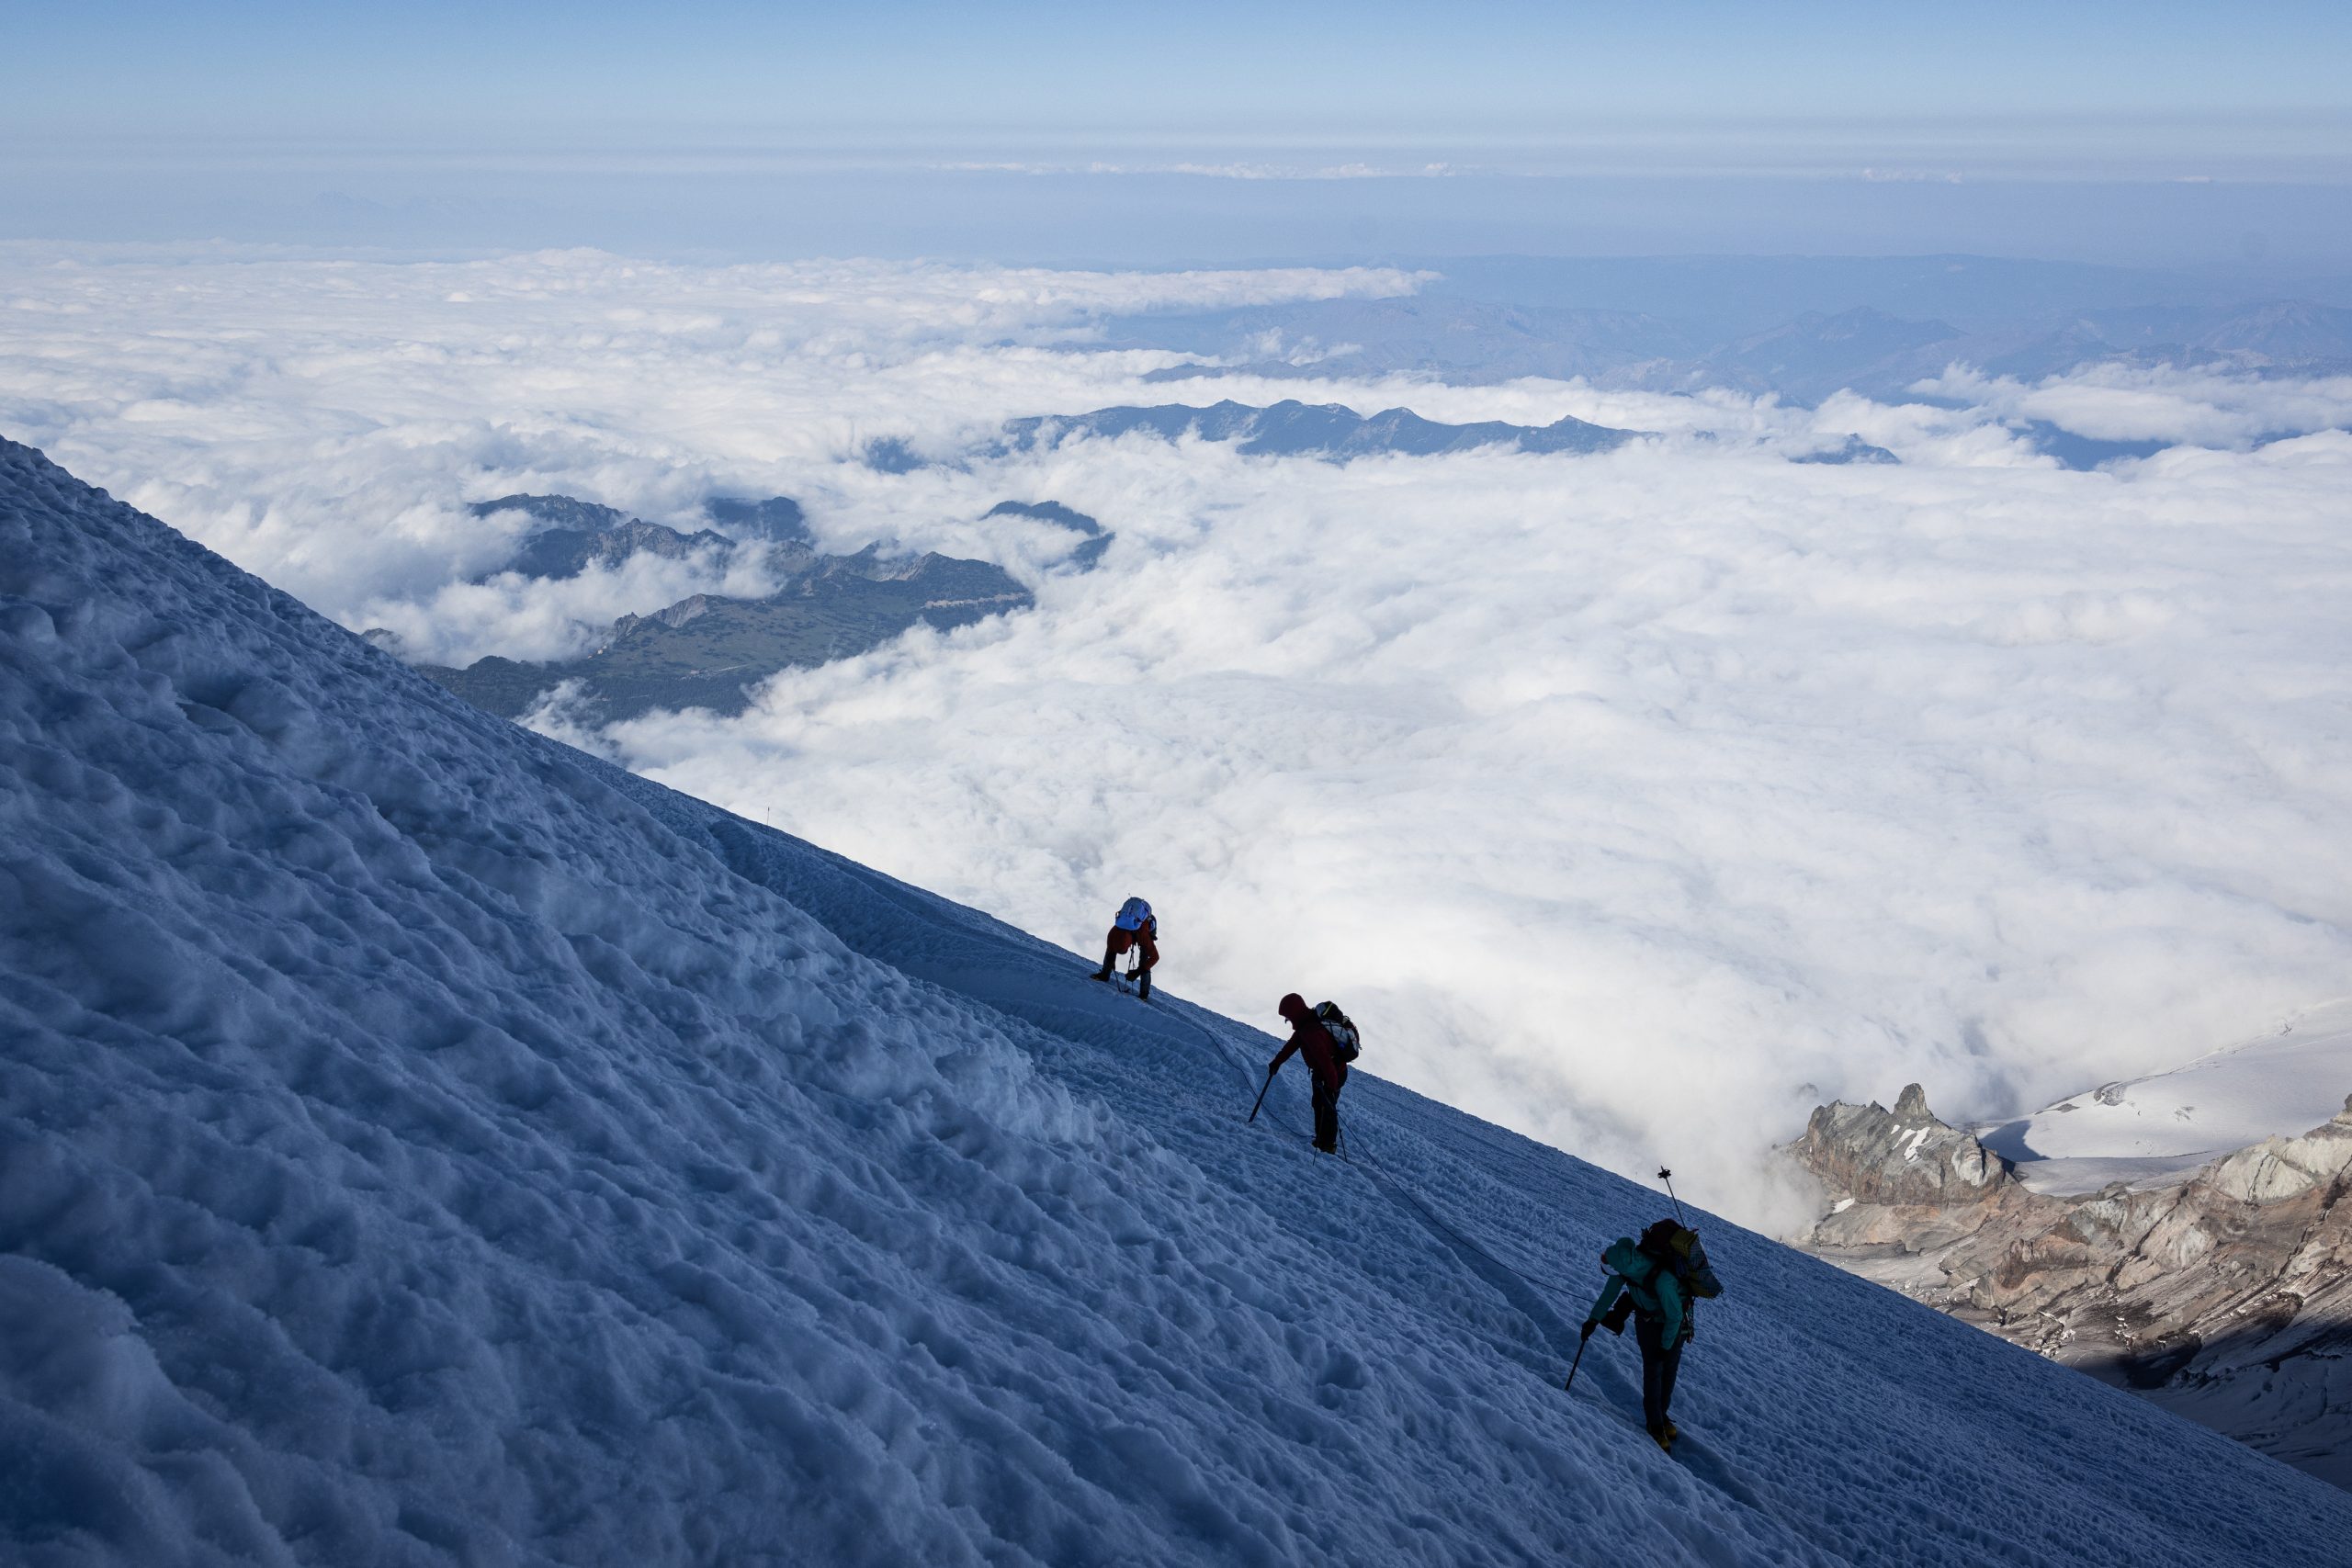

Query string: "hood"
[1278, 992, 1312, 1026]
[1601, 1237, 1656, 1281]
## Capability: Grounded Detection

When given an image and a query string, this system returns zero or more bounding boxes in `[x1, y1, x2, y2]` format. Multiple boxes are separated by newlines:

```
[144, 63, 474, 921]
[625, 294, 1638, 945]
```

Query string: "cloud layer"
[0, 245, 1425, 626]
[583, 434, 2352, 1218]
[6, 246, 2348, 1225]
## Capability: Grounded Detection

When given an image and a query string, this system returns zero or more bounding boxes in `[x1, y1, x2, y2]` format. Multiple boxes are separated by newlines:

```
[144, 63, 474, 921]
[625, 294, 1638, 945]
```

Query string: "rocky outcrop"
[1788, 1085, 2039, 1255]
[1794, 1083, 2009, 1207]
[1790, 1088, 2352, 1488]
[2207, 1111, 2352, 1205]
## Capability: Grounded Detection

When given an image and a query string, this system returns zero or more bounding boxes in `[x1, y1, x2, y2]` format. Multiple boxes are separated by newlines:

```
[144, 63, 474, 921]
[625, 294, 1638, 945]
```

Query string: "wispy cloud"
[1917, 363, 2352, 446]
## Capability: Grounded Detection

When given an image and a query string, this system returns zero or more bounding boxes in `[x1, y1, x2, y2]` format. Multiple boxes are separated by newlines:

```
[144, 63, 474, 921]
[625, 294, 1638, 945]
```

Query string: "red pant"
[1106, 925, 1159, 970]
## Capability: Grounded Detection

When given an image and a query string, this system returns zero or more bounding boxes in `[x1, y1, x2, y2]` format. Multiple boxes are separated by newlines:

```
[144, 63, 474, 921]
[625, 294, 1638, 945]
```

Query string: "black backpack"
[1639, 1219, 1723, 1301]
[1313, 1000, 1361, 1063]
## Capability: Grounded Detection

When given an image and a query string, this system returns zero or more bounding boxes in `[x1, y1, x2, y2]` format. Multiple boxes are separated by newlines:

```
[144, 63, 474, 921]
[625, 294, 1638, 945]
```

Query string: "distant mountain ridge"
[1791, 433, 1901, 466]
[469, 495, 741, 583]
[985, 500, 1113, 570]
[979, 398, 1638, 461]
[394, 492, 1099, 723]
[429, 550, 1029, 722]
[1102, 293, 2352, 407]
[1113, 297, 1697, 386]
[1399, 252, 2352, 339]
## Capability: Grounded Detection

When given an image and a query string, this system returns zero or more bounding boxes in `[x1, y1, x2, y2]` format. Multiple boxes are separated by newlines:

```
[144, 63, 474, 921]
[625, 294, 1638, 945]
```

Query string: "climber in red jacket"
[1269, 992, 1350, 1154]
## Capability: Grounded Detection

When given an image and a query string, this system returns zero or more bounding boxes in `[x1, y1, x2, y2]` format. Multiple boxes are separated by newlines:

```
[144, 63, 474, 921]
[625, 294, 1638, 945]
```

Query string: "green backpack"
[1639, 1219, 1724, 1341]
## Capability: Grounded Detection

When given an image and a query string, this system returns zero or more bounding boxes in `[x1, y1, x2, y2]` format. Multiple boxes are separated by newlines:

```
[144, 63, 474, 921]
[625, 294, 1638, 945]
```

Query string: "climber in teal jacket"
[1584, 1226, 1692, 1450]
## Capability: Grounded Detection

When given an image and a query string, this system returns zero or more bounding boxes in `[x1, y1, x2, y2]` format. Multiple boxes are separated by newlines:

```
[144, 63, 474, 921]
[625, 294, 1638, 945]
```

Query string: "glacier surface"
[1983, 999, 2352, 1193]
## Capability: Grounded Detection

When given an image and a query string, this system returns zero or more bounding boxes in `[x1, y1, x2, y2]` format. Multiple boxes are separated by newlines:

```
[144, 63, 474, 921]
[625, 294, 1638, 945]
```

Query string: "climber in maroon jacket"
[1269, 992, 1348, 1154]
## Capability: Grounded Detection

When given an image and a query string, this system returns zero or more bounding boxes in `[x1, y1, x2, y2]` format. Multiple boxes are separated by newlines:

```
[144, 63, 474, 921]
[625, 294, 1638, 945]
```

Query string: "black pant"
[1635, 1315, 1683, 1434]
[1097, 939, 1153, 998]
[1312, 1075, 1341, 1152]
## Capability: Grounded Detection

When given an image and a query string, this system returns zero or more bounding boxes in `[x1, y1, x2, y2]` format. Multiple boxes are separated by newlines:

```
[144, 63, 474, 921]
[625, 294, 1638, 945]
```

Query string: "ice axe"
[1247, 1066, 1275, 1123]
[1657, 1167, 1687, 1225]
[1564, 1327, 1592, 1393]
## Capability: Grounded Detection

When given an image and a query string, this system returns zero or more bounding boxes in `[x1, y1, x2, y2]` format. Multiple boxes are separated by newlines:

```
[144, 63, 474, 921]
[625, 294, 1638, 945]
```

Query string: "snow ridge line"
[1179, 994, 1677, 1353]
[1167, 1007, 1311, 1134]
[1179, 995, 1649, 1318]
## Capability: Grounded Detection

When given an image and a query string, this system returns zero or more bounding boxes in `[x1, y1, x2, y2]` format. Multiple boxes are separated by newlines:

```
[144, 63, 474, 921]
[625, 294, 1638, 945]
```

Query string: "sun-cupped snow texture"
[3, 428, 2348, 1567]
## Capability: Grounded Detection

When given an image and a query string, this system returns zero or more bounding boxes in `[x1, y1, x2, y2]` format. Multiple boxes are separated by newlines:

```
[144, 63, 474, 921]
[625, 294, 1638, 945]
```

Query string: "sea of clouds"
[6, 244, 2347, 1224]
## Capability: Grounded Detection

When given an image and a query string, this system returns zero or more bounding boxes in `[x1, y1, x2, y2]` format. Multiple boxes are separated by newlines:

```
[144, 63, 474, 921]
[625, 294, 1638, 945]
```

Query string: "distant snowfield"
[10, 436, 2352, 1565]
[4, 247, 2351, 1222]
[1984, 1000, 2352, 1193]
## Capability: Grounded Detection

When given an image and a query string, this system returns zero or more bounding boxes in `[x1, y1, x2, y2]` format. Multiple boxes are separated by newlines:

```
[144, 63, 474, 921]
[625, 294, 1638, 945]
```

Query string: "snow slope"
[5, 431, 2349, 1566]
[1981, 1000, 2352, 1193]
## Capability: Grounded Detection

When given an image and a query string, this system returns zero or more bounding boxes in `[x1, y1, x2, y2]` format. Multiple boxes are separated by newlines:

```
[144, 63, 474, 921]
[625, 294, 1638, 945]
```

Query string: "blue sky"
[12, 2, 2350, 133]
[4, 2, 2348, 262]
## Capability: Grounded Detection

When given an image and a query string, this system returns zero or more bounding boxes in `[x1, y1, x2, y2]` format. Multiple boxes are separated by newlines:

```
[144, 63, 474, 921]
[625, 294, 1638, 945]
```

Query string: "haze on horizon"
[6, 1, 2350, 265]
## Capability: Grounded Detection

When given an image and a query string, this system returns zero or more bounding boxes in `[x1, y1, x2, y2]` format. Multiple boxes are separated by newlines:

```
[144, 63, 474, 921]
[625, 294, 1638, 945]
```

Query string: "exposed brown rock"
[1787, 1087, 2352, 1488]
[1790, 1083, 2009, 1212]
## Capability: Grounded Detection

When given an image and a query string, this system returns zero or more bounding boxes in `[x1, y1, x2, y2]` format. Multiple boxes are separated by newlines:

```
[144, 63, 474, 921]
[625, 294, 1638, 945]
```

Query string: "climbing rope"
[1182, 1000, 1591, 1305]
[1344, 1122, 1594, 1308]
[1162, 989, 1600, 1321]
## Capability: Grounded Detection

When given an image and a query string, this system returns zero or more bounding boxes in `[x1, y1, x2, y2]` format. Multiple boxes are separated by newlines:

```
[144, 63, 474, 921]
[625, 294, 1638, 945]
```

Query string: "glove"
[1265, 1061, 1279, 1077]
[1579, 1321, 1596, 1342]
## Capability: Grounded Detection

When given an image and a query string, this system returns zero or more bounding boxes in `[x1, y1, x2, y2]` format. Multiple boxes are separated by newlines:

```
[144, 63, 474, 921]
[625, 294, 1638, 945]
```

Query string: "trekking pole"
[1247, 1067, 1275, 1123]
[1657, 1168, 1687, 1225]
[1563, 1333, 1589, 1393]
